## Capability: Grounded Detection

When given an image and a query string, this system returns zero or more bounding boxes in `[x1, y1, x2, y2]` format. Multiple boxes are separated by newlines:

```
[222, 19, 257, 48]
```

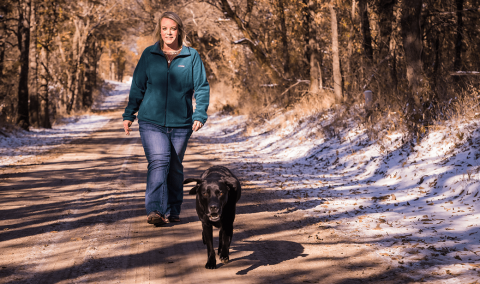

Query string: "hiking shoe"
[147, 211, 169, 225]
[168, 216, 180, 222]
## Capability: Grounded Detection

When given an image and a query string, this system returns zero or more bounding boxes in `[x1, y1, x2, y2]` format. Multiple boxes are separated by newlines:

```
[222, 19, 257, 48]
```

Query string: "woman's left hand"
[192, 120, 204, 132]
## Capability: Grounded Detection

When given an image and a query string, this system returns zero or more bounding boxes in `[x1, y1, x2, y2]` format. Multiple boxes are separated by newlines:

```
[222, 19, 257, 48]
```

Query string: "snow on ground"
[0, 80, 129, 167]
[194, 111, 480, 283]
[91, 79, 131, 111]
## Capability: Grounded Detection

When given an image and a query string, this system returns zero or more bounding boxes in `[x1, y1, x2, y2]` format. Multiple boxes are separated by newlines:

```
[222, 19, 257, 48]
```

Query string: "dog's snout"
[210, 205, 218, 212]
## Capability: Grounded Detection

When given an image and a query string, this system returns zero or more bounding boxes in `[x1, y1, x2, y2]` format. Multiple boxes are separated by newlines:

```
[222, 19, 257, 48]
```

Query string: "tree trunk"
[16, 0, 31, 130]
[377, 0, 395, 105]
[377, 0, 395, 61]
[66, 17, 90, 114]
[330, 1, 343, 103]
[29, 0, 39, 127]
[358, 0, 373, 62]
[302, 0, 322, 94]
[346, 0, 357, 92]
[0, 4, 9, 78]
[309, 49, 323, 93]
[276, 0, 290, 75]
[401, 0, 424, 119]
[83, 35, 96, 108]
[453, 0, 464, 72]
[38, 46, 51, 128]
[302, 0, 312, 71]
[76, 63, 85, 110]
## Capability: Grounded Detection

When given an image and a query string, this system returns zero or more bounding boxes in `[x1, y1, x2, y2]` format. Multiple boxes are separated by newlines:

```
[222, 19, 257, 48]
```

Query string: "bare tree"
[206, 0, 284, 83]
[36, 0, 60, 129]
[303, 0, 323, 94]
[276, 0, 290, 75]
[453, 0, 464, 72]
[16, 0, 31, 130]
[358, 0, 373, 62]
[376, 0, 396, 103]
[29, 0, 38, 127]
[401, 0, 424, 120]
[330, 0, 343, 102]
[346, 0, 357, 92]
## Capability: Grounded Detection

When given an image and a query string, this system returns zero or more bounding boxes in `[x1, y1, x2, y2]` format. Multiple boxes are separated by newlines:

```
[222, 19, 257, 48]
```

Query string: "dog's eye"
[218, 192, 223, 196]
[202, 192, 208, 196]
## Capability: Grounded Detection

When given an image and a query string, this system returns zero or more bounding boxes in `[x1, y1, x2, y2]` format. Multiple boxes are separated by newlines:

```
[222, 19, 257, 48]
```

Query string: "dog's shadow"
[227, 240, 307, 275]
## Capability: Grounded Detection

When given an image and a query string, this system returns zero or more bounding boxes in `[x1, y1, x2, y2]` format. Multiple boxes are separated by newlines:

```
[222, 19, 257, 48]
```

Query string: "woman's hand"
[123, 120, 133, 135]
[192, 120, 204, 132]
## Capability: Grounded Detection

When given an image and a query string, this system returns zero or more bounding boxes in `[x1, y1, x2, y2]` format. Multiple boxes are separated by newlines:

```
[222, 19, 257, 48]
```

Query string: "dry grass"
[208, 80, 241, 114]
[289, 89, 337, 118]
[436, 85, 480, 122]
[226, 82, 480, 149]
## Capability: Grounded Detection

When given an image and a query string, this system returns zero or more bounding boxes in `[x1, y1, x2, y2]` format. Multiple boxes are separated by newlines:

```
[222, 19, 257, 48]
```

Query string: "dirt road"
[0, 111, 406, 284]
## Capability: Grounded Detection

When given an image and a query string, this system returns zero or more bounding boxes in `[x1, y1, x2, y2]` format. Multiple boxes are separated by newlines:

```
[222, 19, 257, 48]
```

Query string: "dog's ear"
[188, 185, 200, 195]
[184, 178, 204, 195]
[183, 178, 203, 184]
[222, 176, 239, 192]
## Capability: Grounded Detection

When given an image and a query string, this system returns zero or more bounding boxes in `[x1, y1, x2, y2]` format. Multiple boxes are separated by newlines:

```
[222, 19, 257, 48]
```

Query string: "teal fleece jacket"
[122, 43, 210, 127]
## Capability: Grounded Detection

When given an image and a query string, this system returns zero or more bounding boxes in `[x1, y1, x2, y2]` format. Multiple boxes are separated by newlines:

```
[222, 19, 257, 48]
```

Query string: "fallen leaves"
[372, 195, 390, 201]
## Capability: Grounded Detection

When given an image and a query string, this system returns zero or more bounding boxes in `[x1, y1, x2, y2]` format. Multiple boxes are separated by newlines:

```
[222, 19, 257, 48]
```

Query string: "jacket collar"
[150, 42, 191, 57]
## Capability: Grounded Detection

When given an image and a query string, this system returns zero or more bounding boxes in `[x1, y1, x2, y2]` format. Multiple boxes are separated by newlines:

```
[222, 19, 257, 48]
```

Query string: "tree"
[303, 0, 323, 93]
[330, 0, 343, 103]
[36, 0, 61, 129]
[276, 0, 290, 75]
[358, 0, 373, 63]
[376, 0, 396, 103]
[16, 0, 31, 130]
[401, 0, 424, 120]
[29, 0, 39, 127]
[453, 0, 464, 72]
[207, 0, 285, 83]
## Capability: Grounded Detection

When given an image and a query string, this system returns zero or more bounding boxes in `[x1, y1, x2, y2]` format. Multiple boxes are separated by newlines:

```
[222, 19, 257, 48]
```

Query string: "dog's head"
[184, 176, 237, 222]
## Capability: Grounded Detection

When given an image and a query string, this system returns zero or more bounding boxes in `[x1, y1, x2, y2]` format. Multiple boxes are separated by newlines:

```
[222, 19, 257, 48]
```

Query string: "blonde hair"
[153, 12, 188, 48]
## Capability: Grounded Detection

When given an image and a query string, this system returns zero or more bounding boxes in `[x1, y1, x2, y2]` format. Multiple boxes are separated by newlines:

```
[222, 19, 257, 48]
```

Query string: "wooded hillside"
[1, 0, 479, 132]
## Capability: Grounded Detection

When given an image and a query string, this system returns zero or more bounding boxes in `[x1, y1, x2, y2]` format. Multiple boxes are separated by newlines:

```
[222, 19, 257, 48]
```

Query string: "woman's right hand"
[123, 120, 133, 135]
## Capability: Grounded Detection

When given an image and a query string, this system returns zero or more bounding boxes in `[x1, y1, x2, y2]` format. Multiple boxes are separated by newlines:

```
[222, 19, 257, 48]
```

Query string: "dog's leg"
[202, 223, 216, 269]
[219, 225, 233, 264]
[218, 228, 224, 256]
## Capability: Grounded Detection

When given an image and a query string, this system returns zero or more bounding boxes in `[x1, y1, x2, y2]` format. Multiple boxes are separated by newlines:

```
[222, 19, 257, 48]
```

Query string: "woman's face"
[161, 18, 179, 47]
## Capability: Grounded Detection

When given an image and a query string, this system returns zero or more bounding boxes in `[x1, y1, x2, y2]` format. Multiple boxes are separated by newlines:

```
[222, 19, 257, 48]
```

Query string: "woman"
[122, 11, 210, 226]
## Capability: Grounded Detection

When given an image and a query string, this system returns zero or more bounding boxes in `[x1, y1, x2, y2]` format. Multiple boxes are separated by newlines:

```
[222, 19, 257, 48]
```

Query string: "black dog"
[183, 166, 241, 269]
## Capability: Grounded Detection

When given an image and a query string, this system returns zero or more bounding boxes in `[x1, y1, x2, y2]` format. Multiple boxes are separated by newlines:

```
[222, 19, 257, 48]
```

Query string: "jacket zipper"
[164, 54, 180, 126]
[165, 66, 169, 126]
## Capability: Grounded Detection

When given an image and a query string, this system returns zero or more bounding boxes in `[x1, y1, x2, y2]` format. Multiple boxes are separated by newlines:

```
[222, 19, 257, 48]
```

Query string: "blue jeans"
[138, 120, 193, 217]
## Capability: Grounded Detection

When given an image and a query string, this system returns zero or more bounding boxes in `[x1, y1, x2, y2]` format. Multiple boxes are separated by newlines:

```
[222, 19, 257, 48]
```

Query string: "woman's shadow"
[226, 240, 307, 275]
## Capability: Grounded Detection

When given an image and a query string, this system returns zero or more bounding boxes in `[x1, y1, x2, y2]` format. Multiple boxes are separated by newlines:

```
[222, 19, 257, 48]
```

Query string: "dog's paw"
[219, 255, 229, 264]
[205, 259, 216, 269]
